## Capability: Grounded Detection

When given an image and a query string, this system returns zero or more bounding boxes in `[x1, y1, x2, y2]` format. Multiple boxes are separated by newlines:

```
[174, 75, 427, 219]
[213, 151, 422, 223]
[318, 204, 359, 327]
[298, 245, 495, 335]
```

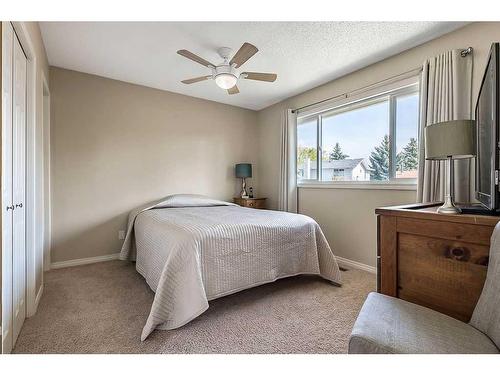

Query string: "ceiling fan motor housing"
[217, 47, 233, 61]
[213, 64, 237, 78]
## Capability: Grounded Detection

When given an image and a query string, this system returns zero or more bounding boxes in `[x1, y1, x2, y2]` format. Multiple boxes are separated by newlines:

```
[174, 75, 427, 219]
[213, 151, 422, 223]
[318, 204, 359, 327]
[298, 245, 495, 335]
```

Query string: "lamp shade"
[425, 120, 476, 160]
[235, 163, 252, 178]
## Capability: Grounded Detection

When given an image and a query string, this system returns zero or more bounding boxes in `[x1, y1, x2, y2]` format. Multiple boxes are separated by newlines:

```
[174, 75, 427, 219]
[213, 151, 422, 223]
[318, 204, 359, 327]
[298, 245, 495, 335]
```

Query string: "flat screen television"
[476, 42, 500, 211]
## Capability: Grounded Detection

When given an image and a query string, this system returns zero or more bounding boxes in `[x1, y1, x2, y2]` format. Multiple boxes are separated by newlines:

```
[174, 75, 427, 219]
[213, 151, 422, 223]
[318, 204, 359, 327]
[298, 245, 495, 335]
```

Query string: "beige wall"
[299, 188, 415, 267]
[50, 67, 258, 263]
[257, 22, 500, 267]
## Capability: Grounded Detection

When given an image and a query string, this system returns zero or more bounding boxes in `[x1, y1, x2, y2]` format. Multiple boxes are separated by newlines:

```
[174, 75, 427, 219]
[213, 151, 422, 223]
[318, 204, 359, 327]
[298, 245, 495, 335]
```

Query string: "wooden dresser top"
[376, 203, 500, 227]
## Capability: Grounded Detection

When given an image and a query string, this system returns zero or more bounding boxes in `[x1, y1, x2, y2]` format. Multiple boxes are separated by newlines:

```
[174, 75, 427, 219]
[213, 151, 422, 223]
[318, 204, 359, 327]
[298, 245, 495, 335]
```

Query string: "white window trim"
[296, 78, 420, 190]
[298, 180, 417, 191]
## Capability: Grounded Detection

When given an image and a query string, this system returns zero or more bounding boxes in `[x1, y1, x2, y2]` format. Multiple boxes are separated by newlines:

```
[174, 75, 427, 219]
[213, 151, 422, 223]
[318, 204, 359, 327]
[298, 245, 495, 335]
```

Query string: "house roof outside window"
[302, 158, 373, 171]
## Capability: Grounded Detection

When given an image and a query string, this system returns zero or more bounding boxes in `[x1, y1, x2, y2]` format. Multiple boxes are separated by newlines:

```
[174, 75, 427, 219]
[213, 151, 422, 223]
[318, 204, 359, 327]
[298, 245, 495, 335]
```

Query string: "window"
[297, 83, 419, 185]
[297, 117, 318, 180]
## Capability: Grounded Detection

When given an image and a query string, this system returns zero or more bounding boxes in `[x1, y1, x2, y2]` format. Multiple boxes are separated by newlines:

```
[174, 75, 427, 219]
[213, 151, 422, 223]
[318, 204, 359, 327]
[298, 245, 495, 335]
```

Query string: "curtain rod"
[291, 47, 473, 114]
[291, 67, 422, 114]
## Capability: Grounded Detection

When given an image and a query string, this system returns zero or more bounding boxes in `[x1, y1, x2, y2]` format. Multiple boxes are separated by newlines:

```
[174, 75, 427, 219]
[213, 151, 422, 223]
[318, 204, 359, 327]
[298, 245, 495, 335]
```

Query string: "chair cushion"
[349, 292, 499, 354]
[470, 222, 500, 348]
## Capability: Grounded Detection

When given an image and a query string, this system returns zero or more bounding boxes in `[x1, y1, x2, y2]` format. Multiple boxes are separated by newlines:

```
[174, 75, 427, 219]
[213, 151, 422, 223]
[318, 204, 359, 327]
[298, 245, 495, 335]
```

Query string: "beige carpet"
[13, 260, 375, 354]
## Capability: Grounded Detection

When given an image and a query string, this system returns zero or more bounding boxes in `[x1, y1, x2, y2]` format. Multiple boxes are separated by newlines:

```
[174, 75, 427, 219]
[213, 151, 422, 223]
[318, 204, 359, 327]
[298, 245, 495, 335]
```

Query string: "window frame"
[296, 82, 420, 190]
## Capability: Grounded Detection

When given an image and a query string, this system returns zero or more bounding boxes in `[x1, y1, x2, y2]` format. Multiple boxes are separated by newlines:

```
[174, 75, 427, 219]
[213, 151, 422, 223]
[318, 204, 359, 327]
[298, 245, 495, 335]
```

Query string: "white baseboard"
[336, 256, 377, 274]
[50, 253, 120, 270]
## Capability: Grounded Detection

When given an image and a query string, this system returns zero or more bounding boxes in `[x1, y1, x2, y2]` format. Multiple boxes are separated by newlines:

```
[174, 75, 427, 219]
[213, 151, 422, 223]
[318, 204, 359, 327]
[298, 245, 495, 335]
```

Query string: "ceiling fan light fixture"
[215, 73, 237, 89]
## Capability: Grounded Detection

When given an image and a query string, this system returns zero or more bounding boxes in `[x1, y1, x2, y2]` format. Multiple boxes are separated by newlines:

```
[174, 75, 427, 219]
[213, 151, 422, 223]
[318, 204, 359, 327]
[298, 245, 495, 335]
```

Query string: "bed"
[119, 194, 342, 340]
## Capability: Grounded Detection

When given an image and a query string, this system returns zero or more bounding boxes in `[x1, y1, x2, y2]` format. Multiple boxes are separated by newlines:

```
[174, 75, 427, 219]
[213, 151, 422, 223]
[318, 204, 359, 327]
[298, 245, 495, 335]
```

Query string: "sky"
[297, 93, 419, 160]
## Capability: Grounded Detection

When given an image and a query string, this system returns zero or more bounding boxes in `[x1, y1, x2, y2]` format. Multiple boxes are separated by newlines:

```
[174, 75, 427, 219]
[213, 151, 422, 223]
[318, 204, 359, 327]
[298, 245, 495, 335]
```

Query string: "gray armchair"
[348, 223, 500, 354]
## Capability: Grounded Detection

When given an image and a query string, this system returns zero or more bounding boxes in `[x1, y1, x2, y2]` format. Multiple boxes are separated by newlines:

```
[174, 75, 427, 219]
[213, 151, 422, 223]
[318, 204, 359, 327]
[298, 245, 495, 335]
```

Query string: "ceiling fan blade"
[181, 76, 211, 84]
[229, 43, 258, 68]
[227, 86, 240, 95]
[241, 72, 277, 82]
[177, 49, 215, 68]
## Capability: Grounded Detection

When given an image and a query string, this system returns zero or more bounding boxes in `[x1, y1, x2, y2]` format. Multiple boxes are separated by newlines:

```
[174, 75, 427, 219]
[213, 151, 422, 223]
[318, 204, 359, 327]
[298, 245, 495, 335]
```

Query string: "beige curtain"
[417, 49, 474, 203]
[278, 109, 298, 212]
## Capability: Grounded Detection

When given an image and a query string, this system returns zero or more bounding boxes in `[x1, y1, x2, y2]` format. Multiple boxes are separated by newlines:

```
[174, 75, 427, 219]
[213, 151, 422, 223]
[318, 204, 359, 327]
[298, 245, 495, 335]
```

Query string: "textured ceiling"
[40, 22, 467, 110]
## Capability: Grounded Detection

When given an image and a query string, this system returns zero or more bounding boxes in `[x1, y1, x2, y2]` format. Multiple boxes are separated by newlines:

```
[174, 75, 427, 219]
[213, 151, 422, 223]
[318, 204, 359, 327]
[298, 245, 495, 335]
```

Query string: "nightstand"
[233, 197, 267, 209]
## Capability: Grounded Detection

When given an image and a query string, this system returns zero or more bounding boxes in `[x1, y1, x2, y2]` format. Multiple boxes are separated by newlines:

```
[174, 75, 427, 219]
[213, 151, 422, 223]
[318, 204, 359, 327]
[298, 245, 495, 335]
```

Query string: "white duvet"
[120, 194, 342, 340]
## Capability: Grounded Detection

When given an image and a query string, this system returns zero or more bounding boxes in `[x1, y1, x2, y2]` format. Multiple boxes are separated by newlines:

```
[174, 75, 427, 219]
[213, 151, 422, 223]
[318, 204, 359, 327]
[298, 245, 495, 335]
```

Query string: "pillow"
[154, 194, 236, 208]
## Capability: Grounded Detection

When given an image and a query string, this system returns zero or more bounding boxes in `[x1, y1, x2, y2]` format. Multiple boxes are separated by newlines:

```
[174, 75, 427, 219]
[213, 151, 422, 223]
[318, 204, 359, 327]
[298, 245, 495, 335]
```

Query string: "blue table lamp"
[235, 163, 252, 198]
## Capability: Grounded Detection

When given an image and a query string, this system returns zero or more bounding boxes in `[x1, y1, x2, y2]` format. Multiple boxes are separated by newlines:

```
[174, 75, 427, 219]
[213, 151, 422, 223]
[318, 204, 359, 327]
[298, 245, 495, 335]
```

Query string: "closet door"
[1, 22, 14, 354]
[12, 32, 27, 345]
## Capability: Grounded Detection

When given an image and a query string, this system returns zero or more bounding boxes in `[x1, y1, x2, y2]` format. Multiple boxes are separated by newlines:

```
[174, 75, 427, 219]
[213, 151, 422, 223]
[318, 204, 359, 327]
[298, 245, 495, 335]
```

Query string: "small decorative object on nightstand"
[235, 163, 252, 198]
[233, 197, 267, 209]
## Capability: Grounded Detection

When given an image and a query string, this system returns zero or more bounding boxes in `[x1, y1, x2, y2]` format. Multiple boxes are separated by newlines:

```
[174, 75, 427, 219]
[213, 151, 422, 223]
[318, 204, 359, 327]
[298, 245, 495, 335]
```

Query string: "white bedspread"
[119, 195, 342, 340]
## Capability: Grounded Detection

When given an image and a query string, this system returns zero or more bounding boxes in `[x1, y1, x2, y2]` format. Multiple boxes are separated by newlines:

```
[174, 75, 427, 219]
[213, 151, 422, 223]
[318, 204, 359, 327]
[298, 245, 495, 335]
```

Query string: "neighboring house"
[396, 169, 418, 179]
[298, 158, 372, 181]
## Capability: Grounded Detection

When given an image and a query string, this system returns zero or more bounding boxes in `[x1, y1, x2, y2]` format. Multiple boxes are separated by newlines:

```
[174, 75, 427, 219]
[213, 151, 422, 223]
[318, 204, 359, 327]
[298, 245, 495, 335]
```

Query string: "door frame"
[41, 73, 50, 274]
[1, 21, 15, 355]
[2, 21, 44, 353]
[10, 22, 40, 319]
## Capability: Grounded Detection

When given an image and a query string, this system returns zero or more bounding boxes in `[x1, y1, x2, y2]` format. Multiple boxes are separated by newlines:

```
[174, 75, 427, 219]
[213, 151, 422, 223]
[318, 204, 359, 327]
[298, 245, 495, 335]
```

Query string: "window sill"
[297, 181, 417, 191]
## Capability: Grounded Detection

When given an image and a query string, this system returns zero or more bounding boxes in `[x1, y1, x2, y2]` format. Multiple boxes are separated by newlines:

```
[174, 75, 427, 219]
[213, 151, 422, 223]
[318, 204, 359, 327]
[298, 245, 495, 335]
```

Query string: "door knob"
[6, 205, 14, 211]
[15, 203, 23, 208]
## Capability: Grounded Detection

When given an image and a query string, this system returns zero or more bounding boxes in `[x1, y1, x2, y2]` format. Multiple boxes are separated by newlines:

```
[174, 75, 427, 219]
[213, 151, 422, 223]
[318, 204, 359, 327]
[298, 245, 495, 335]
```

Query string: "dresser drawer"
[247, 200, 266, 209]
[245, 200, 257, 208]
[233, 198, 267, 209]
[397, 217, 493, 246]
[398, 233, 489, 322]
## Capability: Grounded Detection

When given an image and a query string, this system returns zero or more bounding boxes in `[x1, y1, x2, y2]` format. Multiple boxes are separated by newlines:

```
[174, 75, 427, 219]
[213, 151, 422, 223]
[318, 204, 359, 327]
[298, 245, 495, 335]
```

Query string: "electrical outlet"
[118, 230, 126, 240]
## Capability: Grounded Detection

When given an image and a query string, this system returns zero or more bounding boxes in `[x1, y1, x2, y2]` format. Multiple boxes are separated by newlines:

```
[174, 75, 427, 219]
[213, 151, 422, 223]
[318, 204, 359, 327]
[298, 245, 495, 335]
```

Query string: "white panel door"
[12, 32, 27, 345]
[1, 22, 14, 354]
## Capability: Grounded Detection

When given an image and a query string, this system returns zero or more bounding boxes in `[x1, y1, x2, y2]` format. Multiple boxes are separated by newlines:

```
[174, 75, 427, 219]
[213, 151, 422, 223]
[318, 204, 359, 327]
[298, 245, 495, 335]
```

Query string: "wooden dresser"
[376, 203, 500, 322]
[233, 197, 267, 209]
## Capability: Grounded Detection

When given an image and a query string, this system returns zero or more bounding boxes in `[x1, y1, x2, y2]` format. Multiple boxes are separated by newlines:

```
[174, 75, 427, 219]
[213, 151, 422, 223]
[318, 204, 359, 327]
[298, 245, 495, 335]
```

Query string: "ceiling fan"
[177, 42, 277, 95]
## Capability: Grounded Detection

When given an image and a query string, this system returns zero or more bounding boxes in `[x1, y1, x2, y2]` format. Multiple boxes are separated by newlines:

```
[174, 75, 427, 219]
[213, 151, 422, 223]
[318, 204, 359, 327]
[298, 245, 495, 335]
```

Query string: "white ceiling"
[40, 22, 468, 111]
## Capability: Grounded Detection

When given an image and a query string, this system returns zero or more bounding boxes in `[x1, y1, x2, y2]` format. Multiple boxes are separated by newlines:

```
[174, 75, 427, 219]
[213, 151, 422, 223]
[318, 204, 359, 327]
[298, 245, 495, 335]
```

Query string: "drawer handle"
[445, 246, 470, 262]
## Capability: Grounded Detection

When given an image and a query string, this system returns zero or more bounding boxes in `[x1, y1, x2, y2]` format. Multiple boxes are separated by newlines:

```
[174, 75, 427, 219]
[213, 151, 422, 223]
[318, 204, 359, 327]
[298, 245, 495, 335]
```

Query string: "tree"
[297, 147, 317, 164]
[397, 137, 418, 172]
[369, 135, 390, 180]
[329, 142, 349, 161]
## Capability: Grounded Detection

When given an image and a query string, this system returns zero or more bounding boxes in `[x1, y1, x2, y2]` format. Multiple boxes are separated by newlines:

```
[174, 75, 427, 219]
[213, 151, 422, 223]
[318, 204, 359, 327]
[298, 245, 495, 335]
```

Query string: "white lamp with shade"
[425, 119, 476, 214]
